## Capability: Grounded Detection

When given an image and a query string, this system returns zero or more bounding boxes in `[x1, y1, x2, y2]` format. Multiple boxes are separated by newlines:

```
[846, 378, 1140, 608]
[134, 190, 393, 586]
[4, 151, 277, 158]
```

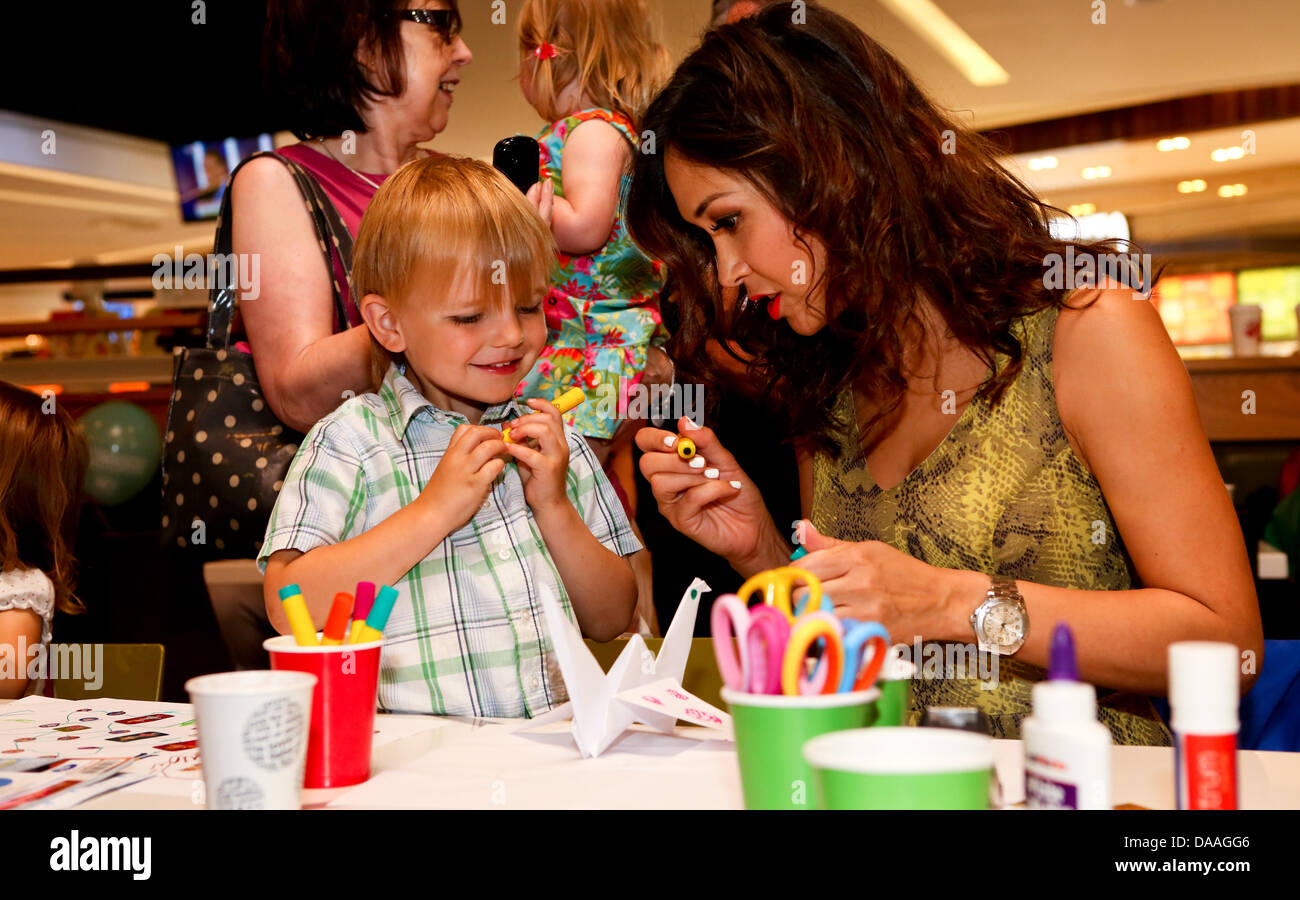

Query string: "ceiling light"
[1081, 166, 1112, 180]
[1157, 137, 1190, 152]
[1028, 156, 1058, 170]
[1211, 147, 1245, 162]
[1217, 184, 1247, 198]
[876, 0, 1010, 86]
[1177, 179, 1207, 193]
[1067, 203, 1097, 216]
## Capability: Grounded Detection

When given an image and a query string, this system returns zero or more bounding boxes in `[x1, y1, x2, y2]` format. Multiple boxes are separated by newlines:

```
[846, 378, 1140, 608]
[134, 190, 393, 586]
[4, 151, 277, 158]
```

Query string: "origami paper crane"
[520, 577, 722, 758]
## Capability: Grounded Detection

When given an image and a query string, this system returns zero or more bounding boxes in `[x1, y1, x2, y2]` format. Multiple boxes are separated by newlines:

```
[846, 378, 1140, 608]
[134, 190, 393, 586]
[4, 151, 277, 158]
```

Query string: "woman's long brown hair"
[627, 1, 1151, 457]
[0, 382, 89, 614]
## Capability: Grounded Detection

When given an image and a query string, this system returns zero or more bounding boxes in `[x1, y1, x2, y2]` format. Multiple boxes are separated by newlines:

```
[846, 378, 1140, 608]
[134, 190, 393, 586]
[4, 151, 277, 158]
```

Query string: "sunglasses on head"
[388, 8, 462, 40]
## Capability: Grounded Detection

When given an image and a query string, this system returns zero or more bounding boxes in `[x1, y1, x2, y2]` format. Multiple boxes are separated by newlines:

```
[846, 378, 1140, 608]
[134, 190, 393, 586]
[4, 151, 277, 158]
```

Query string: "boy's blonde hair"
[353, 156, 557, 385]
[519, 0, 670, 124]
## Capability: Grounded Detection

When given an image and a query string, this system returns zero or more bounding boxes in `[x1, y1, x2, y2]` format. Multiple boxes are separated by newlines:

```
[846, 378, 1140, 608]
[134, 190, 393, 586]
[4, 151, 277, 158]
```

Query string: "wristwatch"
[969, 576, 1028, 655]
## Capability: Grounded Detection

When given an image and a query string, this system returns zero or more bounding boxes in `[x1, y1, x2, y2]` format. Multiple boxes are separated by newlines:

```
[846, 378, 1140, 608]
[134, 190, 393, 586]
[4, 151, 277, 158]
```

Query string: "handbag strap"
[206, 151, 355, 350]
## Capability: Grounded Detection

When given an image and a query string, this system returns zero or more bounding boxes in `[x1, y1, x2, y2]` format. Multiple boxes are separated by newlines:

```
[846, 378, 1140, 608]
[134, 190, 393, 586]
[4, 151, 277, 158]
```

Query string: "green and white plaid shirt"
[258, 363, 641, 717]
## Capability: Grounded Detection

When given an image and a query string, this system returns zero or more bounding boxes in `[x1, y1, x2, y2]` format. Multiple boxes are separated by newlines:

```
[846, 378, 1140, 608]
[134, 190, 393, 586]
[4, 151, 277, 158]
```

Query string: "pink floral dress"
[515, 109, 668, 440]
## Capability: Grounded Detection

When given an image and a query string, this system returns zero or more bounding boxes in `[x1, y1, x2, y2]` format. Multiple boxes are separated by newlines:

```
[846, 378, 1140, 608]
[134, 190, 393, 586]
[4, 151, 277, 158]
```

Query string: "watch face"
[982, 602, 1025, 646]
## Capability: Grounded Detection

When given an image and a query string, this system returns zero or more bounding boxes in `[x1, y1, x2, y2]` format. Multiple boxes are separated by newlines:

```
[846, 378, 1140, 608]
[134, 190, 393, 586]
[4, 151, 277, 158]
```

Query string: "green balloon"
[80, 402, 162, 506]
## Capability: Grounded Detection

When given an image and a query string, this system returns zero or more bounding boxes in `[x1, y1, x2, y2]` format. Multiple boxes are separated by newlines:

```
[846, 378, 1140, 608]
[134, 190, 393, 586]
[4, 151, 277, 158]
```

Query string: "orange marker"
[322, 592, 354, 646]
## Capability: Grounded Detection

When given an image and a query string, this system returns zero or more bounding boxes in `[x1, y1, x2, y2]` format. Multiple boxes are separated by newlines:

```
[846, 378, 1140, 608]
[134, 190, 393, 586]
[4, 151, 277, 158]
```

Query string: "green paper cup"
[869, 655, 915, 727]
[804, 727, 994, 810]
[723, 687, 879, 810]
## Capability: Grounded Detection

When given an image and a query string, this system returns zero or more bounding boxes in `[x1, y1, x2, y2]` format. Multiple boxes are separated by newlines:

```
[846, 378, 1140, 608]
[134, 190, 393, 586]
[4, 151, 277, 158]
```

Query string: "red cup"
[264, 634, 382, 788]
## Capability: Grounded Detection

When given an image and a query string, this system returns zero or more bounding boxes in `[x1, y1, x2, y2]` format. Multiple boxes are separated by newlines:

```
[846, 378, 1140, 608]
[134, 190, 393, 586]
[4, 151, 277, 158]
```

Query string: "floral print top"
[515, 108, 668, 440]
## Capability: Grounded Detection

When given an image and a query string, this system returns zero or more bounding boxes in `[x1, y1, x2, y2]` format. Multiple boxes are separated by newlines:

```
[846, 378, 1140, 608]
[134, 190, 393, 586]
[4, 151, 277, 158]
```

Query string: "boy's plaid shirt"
[258, 364, 641, 717]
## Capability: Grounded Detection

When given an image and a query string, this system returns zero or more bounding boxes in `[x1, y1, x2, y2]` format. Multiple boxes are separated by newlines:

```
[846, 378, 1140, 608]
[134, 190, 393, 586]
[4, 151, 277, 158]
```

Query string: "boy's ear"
[359, 293, 406, 354]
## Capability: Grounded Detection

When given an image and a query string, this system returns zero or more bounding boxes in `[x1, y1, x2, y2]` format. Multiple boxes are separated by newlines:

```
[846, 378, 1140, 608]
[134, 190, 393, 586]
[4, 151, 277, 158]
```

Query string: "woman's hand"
[636, 417, 789, 574]
[795, 520, 972, 643]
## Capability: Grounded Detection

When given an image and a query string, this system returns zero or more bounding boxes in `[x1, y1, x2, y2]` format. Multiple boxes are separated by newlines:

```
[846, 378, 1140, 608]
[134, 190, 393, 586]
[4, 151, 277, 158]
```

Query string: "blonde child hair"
[351, 155, 558, 386]
[518, 0, 671, 124]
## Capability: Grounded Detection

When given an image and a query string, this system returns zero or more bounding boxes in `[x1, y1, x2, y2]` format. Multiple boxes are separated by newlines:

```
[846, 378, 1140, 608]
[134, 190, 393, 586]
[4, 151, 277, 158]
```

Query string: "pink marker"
[348, 582, 377, 645]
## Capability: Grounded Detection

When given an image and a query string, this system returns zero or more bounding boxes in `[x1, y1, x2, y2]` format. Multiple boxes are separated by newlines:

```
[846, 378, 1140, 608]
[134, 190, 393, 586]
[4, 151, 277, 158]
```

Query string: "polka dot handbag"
[161, 153, 354, 558]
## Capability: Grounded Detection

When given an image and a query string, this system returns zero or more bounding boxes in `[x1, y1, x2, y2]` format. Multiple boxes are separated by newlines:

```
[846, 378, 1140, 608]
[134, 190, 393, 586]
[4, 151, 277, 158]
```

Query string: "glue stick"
[1023, 624, 1111, 809]
[1169, 641, 1239, 810]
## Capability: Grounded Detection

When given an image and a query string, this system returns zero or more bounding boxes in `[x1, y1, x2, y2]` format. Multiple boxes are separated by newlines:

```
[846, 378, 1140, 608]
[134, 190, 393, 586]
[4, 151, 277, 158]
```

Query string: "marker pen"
[354, 584, 399, 644]
[348, 581, 377, 645]
[322, 592, 354, 646]
[277, 583, 319, 647]
[504, 387, 586, 443]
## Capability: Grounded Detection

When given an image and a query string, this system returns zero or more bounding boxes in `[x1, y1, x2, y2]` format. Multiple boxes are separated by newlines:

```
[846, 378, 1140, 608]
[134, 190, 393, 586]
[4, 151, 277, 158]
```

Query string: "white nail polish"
[730, 480, 742, 489]
[663, 435, 677, 448]
[689, 457, 705, 469]
[704, 468, 719, 479]
[681, 418, 702, 431]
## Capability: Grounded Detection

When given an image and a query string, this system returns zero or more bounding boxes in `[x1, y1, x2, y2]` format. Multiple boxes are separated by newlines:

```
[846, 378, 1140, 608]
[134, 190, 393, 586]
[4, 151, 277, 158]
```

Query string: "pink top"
[273, 143, 392, 329]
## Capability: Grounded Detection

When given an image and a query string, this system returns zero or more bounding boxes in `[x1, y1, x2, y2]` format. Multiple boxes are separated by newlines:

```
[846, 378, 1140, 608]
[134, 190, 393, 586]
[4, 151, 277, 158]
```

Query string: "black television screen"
[171, 135, 274, 222]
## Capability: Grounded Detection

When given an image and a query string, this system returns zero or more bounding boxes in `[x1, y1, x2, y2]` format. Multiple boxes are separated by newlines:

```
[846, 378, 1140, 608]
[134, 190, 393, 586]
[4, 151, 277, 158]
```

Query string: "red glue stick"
[1168, 641, 1239, 810]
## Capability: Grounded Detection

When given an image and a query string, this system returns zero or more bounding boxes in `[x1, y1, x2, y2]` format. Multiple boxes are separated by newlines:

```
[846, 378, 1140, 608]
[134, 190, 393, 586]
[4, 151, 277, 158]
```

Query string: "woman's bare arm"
[932, 286, 1263, 694]
[231, 156, 374, 433]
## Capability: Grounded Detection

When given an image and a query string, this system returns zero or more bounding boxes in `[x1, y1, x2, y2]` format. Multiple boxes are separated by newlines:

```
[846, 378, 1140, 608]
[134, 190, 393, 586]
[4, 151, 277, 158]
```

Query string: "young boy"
[258, 157, 640, 718]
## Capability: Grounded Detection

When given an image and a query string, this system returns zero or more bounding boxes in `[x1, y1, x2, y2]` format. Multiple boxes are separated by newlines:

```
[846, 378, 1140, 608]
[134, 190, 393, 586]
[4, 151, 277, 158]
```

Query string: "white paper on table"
[328, 722, 741, 809]
[516, 578, 711, 758]
[615, 678, 733, 739]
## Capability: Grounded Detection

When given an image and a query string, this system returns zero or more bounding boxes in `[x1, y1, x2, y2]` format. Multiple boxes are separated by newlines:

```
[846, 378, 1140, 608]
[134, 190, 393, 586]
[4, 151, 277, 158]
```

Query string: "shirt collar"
[379, 363, 529, 438]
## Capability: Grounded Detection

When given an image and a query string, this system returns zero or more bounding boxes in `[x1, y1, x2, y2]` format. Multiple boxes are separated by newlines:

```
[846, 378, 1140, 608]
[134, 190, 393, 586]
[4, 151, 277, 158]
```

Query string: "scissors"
[736, 567, 833, 621]
[711, 594, 791, 694]
[781, 615, 891, 695]
[714, 593, 891, 695]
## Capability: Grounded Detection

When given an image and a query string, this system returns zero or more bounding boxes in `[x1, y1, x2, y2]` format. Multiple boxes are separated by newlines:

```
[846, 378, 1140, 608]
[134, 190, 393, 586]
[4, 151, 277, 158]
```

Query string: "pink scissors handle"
[744, 607, 790, 694]
[710, 594, 751, 691]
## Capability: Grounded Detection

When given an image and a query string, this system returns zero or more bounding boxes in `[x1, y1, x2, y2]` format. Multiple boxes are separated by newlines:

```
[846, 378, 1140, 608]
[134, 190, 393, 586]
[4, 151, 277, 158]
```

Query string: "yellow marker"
[348, 620, 368, 645]
[277, 584, 320, 647]
[350, 585, 399, 645]
[352, 624, 383, 644]
[504, 387, 587, 443]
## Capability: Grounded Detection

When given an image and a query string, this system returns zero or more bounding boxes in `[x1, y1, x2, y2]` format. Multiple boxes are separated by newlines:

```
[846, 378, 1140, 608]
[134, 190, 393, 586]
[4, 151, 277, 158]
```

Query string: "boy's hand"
[502, 398, 571, 514]
[419, 424, 508, 530]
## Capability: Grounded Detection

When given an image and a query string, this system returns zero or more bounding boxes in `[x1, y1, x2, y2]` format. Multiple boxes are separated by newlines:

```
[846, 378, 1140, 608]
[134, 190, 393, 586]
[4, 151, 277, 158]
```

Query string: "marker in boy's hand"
[419, 424, 509, 531]
[501, 398, 570, 513]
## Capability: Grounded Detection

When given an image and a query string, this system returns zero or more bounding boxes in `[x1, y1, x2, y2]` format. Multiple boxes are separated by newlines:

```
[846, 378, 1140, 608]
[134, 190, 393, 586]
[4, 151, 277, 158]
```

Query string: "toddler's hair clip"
[534, 41, 558, 60]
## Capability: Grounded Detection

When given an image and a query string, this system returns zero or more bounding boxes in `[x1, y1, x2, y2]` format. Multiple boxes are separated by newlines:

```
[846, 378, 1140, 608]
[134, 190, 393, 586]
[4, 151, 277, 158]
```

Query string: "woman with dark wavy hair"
[629, 2, 1261, 744]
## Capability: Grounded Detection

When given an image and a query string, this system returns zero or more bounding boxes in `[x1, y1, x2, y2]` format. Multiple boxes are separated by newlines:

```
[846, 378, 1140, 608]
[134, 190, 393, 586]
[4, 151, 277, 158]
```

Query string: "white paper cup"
[186, 670, 317, 810]
[1228, 304, 1262, 357]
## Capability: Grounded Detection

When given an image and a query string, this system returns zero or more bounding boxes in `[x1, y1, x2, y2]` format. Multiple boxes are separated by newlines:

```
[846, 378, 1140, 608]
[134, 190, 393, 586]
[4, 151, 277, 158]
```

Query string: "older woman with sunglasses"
[213, 1, 553, 668]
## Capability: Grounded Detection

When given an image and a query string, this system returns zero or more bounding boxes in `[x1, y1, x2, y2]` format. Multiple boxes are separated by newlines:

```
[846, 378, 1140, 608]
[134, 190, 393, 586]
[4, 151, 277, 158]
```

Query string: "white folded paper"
[521, 577, 721, 757]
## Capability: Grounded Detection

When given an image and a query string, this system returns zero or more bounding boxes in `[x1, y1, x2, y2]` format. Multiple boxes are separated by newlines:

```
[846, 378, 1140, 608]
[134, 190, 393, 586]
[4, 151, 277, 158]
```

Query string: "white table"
[63, 709, 1300, 810]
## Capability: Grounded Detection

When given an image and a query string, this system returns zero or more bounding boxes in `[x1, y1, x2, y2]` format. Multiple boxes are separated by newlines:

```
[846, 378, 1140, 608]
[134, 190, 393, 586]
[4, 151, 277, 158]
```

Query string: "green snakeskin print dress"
[811, 305, 1171, 746]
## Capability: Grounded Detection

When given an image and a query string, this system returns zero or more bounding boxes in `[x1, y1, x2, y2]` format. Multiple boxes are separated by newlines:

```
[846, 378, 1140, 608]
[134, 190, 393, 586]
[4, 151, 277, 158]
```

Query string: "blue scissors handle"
[838, 619, 891, 693]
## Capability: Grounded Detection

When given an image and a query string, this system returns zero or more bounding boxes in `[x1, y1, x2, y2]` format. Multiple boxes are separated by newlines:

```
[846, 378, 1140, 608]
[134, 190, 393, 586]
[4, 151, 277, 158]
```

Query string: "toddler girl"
[516, 0, 672, 465]
[0, 382, 89, 698]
